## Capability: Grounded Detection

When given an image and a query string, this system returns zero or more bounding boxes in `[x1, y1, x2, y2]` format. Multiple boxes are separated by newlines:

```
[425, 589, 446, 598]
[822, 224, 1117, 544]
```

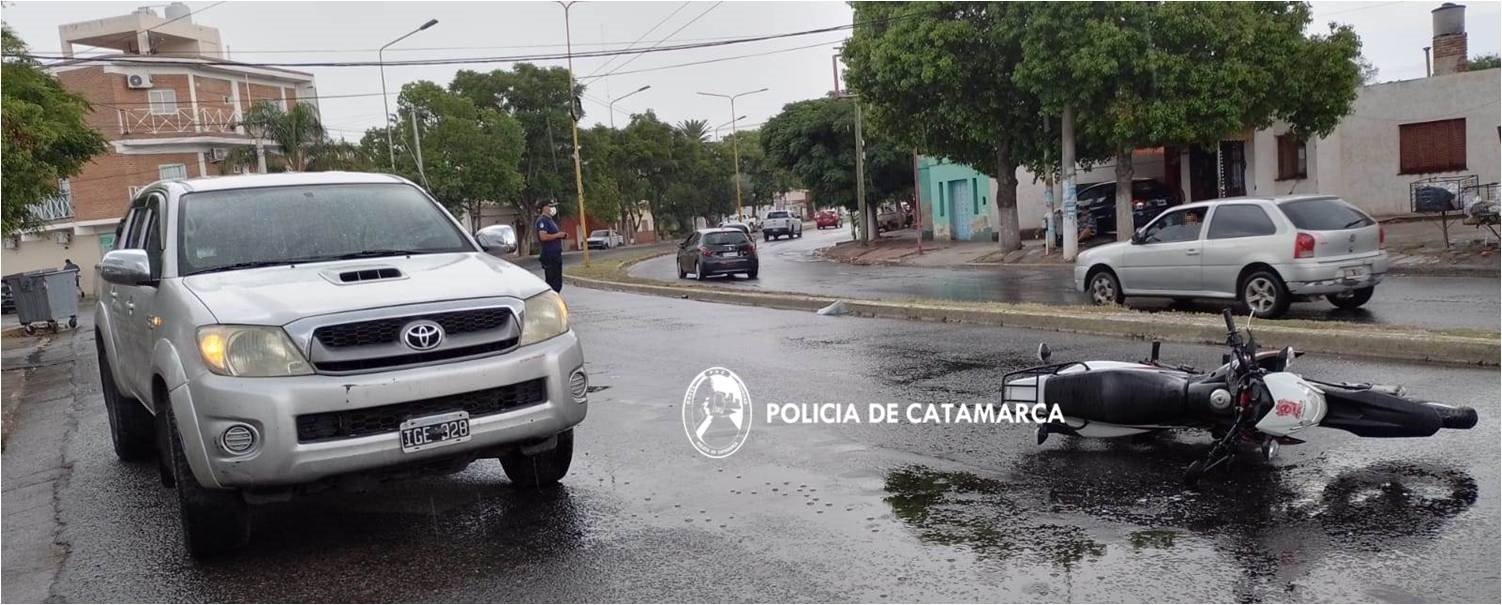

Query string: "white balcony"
[116, 106, 242, 135]
[32, 189, 73, 222]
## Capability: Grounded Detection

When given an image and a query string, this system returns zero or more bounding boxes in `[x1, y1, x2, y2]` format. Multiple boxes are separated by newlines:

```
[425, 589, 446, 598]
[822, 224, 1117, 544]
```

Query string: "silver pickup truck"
[94, 172, 587, 557]
[761, 210, 803, 241]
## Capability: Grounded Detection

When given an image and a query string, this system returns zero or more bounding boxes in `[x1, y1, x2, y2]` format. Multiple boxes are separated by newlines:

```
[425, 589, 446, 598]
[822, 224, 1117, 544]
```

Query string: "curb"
[566, 275, 1498, 367]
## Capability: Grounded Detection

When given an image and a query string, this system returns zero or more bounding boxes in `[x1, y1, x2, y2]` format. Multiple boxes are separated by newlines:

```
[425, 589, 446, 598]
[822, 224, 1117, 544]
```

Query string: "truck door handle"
[1185, 249, 1200, 256]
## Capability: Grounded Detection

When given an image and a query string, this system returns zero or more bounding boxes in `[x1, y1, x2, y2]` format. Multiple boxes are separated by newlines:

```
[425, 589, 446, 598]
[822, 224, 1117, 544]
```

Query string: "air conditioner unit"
[126, 73, 153, 89]
[3, 237, 18, 250]
[207, 148, 228, 162]
[52, 230, 73, 246]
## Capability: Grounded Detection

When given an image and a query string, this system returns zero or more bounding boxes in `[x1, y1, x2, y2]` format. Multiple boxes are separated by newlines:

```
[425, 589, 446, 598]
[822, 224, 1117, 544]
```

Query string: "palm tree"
[676, 118, 709, 142]
[222, 101, 372, 173]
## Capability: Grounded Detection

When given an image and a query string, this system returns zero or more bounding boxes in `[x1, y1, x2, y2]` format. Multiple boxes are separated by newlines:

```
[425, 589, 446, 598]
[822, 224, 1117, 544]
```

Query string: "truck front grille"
[314, 307, 512, 349]
[295, 378, 549, 442]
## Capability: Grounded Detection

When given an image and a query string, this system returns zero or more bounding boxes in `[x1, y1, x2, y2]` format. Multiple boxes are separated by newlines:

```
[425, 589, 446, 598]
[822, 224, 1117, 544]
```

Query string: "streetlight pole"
[558, 0, 591, 265]
[713, 114, 747, 141]
[379, 18, 438, 172]
[837, 93, 868, 245]
[608, 84, 650, 129]
[698, 88, 768, 213]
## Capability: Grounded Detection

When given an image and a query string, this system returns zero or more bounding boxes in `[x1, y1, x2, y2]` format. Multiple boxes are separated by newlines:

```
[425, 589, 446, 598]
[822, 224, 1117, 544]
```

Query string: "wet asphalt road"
[630, 227, 1501, 331]
[2, 292, 1497, 602]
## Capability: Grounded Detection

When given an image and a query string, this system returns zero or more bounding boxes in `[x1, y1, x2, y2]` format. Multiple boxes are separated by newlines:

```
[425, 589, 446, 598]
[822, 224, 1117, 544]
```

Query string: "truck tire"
[165, 405, 250, 558]
[97, 335, 154, 462]
[500, 430, 573, 487]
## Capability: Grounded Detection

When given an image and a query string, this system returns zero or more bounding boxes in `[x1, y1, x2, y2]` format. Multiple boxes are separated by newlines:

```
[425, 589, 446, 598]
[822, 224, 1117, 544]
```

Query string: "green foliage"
[2, 26, 108, 236]
[676, 119, 710, 142]
[1468, 53, 1500, 71]
[760, 97, 910, 214]
[223, 101, 372, 173]
[451, 64, 584, 212]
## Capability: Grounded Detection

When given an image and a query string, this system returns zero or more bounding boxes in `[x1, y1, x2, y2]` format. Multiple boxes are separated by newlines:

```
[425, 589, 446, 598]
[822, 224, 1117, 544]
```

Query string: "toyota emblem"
[402, 320, 445, 351]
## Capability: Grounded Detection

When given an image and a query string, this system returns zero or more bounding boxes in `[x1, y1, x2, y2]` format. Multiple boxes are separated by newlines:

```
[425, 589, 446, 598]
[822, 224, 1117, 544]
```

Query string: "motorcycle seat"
[1044, 369, 1187, 425]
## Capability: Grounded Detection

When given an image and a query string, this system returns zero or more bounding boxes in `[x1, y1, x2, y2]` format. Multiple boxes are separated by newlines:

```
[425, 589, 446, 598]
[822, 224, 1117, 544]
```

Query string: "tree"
[676, 119, 710, 142]
[2, 26, 108, 236]
[727, 129, 795, 217]
[368, 82, 525, 239]
[1468, 53, 1500, 71]
[844, 2, 1051, 251]
[224, 101, 374, 173]
[1015, 2, 1363, 240]
[760, 97, 910, 221]
[451, 64, 583, 229]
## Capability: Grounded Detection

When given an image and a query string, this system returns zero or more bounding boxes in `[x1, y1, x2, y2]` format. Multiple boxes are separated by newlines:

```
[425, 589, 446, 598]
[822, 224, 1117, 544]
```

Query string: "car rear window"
[767, 211, 789, 219]
[1278, 198, 1373, 230]
[704, 232, 749, 246]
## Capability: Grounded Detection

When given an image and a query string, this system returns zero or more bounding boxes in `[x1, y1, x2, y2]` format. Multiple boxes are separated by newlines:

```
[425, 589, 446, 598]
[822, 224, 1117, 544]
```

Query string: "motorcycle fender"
[1255, 372, 1326, 437]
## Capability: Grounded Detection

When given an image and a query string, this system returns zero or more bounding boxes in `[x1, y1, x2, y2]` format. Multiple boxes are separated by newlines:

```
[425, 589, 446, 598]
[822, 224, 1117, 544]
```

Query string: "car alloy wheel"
[1088, 273, 1120, 305]
[1243, 276, 1279, 315]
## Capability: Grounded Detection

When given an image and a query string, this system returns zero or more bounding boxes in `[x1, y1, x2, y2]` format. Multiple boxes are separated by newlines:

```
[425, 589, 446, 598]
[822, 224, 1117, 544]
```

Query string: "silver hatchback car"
[94, 172, 587, 557]
[1075, 195, 1387, 318]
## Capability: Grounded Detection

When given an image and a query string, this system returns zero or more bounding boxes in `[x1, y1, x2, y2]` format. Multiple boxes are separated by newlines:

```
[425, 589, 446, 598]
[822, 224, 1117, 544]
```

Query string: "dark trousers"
[540, 253, 563, 292]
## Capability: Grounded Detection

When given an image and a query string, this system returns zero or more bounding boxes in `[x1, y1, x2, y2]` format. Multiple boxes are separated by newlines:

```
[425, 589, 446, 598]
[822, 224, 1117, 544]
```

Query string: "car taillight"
[1294, 232, 1315, 259]
[700, 246, 714, 257]
[1132, 199, 1146, 210]
[1379, 224, 1386, 249]
[747, 243, 756, 255]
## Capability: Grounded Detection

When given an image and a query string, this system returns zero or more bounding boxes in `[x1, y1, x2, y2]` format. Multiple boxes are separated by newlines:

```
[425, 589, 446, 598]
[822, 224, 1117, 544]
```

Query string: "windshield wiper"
[186, 259, 317, 276]
[1342, 218, 1370, 228]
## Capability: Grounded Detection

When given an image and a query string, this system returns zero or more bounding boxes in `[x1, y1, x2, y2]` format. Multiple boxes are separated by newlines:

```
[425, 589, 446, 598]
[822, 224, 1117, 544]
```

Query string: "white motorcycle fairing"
[1253, 372, 1327, 437]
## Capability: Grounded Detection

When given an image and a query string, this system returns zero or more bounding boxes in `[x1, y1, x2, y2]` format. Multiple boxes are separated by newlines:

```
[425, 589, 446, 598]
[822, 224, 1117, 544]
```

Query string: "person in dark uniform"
[535, 201, 567, 292]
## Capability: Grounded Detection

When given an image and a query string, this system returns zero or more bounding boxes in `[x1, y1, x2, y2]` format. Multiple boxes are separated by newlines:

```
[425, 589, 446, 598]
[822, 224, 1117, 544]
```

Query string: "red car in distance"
[815, 210, 842, 230]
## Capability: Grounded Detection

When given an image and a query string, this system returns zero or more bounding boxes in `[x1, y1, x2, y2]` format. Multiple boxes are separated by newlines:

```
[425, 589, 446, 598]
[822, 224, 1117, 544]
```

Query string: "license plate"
[399, 411, 471, 453]
[719, 251, 740, 257]
[1342, 265, 1370, 280]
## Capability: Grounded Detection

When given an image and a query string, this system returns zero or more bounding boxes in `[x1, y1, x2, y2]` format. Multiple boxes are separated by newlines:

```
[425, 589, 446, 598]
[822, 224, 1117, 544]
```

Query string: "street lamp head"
[419, 19, 439, 30]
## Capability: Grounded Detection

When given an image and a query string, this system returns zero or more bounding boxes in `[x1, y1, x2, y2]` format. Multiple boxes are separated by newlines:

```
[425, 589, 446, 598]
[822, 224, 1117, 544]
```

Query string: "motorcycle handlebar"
[1222, 308, 1237, 334]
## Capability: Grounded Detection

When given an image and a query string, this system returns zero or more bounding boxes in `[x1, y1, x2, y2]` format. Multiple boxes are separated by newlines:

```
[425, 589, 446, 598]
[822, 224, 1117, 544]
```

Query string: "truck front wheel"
[165, 406, 250, 558]
[500, 430, 574, 488]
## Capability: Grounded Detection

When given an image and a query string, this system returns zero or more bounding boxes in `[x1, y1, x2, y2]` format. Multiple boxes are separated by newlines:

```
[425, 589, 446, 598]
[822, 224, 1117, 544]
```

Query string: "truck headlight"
[197, 325, 312, 377]
[520, 290, 569, 346]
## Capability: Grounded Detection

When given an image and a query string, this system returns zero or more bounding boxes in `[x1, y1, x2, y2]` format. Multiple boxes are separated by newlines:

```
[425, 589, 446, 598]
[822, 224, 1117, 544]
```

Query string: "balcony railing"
[31, 192, 73, 222]
[117, 107, 242, 135]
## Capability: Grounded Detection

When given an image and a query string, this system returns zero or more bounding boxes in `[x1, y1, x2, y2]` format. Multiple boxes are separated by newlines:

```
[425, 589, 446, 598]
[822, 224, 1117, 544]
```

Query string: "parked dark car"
[1055, 178, 1182, 244]
[677, 228, 758, 280]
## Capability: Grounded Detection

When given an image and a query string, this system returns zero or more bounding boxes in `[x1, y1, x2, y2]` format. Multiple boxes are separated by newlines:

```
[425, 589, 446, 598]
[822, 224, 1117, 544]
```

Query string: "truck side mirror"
[475, 224, 518, 254]
[99, 250, 152, 286]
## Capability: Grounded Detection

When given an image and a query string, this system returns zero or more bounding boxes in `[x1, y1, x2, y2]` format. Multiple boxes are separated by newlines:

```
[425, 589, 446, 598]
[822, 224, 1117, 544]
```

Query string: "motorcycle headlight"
[520, 290, 569, 346]
[197, 325, 312, 377]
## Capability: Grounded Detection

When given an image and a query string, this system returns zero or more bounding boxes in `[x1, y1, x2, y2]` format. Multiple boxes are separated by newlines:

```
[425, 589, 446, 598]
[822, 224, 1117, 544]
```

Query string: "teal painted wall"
[916, 156, 993, 242]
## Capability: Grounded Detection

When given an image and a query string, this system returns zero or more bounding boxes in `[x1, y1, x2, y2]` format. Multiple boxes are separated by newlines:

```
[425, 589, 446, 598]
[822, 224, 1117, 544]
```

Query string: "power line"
[27, 12, 884, 69]
[583, 1, 690, 79]
[582, 38, 843, 80]
[591, 1, 724, 81]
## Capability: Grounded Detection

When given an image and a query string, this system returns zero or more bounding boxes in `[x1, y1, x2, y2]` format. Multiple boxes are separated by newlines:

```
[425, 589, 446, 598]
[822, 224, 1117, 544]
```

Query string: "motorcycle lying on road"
[1003, 309, 1478, 485]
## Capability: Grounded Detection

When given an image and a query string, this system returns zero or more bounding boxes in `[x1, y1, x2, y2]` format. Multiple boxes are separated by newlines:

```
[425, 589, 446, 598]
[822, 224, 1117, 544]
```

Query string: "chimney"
[1431, 3, 1468, 76]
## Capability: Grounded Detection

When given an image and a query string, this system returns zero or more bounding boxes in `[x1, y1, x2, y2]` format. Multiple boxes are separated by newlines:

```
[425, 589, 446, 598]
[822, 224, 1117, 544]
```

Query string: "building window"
[158, 164, 188, 181]
[1399, 118, 1467, 174]
[148, 89, 178, 115]
[1276, 134, 1307, 181]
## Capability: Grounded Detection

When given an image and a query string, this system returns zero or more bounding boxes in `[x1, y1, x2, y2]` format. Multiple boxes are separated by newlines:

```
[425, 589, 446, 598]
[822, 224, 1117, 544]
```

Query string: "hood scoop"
[325, 266, 405, 285]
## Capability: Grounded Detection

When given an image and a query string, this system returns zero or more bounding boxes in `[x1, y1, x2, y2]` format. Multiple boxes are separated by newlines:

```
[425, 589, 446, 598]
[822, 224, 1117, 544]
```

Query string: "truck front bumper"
[169, 330, 587, 489]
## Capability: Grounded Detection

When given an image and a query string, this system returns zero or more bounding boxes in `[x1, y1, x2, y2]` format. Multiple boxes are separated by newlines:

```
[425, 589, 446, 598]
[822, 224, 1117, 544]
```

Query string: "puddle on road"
[879, 456, 1479, 599]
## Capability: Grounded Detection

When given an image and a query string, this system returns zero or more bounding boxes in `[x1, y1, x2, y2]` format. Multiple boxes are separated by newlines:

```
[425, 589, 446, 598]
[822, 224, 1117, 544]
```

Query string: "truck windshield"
[177, 183, 473, 275]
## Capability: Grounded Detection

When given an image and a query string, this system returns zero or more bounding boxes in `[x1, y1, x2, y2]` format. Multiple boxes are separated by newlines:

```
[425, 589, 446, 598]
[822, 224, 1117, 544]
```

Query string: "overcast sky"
[4, 0, 1499, 142]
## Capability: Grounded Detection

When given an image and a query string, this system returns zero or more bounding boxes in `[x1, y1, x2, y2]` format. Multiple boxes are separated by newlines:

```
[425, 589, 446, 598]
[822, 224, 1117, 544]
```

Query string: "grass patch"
[563, 248, 672, 281]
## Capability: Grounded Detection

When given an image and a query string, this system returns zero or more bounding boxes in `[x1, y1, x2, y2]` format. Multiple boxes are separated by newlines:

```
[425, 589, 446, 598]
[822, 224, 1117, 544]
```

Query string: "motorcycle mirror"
[1280, 346, 1296, 371]
[1037, 342, 1052, 362]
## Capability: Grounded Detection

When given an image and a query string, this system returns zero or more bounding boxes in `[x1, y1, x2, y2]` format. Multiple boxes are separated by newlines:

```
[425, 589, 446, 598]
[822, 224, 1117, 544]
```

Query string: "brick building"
[2, 4, 317, 292]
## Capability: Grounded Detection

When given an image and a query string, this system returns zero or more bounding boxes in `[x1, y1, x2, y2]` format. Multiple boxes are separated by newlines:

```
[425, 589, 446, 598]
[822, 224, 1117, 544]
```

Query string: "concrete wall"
[2, 231, 107, 294]
[918, 157, 996, 241]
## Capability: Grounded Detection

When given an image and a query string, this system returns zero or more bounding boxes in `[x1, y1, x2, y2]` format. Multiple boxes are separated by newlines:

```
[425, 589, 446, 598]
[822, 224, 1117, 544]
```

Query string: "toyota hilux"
[94, 172, 587, 557]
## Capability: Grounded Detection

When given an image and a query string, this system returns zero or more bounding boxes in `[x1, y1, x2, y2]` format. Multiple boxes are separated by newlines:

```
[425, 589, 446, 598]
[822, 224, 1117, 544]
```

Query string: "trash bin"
[1, 269, 79, 335]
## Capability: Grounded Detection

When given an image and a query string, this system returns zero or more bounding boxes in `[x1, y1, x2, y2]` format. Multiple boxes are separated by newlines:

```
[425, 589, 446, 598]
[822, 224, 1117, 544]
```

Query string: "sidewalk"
[821, 218, 1499, 276]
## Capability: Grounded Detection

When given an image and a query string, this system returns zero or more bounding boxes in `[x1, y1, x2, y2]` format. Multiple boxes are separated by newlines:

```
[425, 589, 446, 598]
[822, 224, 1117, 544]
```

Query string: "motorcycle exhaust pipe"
[1426, 402, 1479, 430]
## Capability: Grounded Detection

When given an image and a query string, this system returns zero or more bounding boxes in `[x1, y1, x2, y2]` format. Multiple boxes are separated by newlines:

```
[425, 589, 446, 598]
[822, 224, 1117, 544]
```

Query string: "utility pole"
[1061, 106, 1079, 262]
[379, 19, 439, 172]
[912, 149, 923, 255]
[558, 1, 590, 265]
[410, 109, 430, 190]
[852, 97, 868, 245]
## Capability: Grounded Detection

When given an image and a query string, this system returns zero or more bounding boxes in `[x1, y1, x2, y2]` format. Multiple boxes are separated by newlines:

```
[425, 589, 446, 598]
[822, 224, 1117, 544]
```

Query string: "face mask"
[546, 207, 557, 217]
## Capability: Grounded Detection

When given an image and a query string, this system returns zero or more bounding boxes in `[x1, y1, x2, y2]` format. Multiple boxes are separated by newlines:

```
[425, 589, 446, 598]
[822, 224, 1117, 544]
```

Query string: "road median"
[566, 254, 1498, 367]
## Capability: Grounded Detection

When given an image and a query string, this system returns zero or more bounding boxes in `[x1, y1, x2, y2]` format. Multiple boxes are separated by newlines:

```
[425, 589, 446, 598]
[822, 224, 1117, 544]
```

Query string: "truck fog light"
[221, 424, 257, 454]
[569, 368, 588, 403]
